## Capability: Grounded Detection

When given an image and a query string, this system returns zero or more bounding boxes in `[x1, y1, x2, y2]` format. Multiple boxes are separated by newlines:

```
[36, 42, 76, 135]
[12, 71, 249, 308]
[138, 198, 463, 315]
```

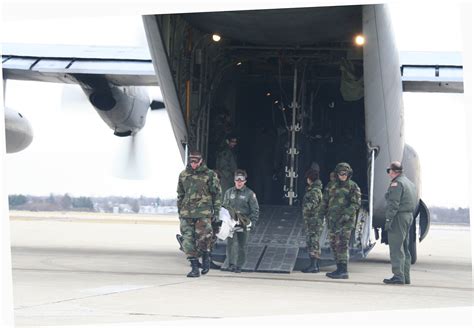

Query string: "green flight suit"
[216, 146, 238, 196]
[177, 163, 222, 258]
[223, 185, 259, 268]
[385, 173, 417, 283]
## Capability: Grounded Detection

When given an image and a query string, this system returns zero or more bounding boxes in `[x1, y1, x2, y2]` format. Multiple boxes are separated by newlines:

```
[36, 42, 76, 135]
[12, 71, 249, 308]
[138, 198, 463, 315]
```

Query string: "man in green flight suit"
[383, 161, 417, 285]
[301, 168, 324, 273]
[216, 134, 238, 196]
[319, 162, 361, 279]
[222, 169, 259, 273]
[177, 151, 222, 278]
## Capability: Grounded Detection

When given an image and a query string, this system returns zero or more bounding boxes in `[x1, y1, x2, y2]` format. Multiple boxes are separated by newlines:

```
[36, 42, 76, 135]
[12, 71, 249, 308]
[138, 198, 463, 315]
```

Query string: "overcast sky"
[2, 2, 471, 207]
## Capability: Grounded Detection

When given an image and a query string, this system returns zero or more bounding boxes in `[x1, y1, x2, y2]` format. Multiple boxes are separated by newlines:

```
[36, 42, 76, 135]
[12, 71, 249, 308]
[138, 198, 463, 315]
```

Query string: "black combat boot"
[326, 263, 349, 279]
[325, 263, 341, 278]
[201, 252, 210, 275]
[302, 258, 320, 273]
[187, 257, 200, 278]
[337, 263, 349, 279]
[383, 276, 404, 285]
[221, 264, 235, 272]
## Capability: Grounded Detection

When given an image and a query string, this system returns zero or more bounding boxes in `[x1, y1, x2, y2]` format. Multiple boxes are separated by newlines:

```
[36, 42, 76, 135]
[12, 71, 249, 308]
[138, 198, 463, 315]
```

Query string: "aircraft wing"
[2, 43, 158, 86]
[3, 44, 463, 93]
[399, 51, 463, 93]
[2, 43, 163, 140]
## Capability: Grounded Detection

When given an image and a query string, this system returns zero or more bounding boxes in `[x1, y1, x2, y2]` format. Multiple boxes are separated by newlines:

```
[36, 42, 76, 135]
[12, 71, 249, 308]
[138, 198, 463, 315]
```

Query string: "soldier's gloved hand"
[234, 224, 244, 232]
[384, 220, 392, 232]
[211, 220, 222, 229]
[246, 221, 253, 231]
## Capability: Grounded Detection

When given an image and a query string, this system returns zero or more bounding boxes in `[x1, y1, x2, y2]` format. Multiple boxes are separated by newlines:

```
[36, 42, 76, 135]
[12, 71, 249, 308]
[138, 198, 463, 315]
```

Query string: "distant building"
[139, 205, 158, 214]
[118, 204, 133, 213]
[156, 206, 178, 214]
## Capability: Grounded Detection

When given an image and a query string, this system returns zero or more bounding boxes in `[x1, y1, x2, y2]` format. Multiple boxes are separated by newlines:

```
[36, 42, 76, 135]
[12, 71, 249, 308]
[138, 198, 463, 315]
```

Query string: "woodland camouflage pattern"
[319, 163, 361, 264]
[177, 163, 221, 219]
[180, 218, 213, 257]
[177, 163, 221, 258]
[302, 179, 324, 259]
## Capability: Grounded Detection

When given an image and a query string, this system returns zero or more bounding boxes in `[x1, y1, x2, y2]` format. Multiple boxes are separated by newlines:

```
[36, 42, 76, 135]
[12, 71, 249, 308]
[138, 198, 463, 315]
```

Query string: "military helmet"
[234, 169, 247, 181]
[334, 162, 353, 178]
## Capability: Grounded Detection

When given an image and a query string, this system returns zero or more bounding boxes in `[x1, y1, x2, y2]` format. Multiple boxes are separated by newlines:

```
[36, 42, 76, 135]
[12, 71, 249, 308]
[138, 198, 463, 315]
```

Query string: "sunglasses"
[386, 168, 392, 174]
[234, 176, 246, 182]
[189, 158, 201, 164]
[337, 171, 348, 176]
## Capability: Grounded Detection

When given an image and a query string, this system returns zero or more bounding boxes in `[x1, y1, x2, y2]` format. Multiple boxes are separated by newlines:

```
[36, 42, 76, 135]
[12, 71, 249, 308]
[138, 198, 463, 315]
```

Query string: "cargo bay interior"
[164, 6, 369, 206]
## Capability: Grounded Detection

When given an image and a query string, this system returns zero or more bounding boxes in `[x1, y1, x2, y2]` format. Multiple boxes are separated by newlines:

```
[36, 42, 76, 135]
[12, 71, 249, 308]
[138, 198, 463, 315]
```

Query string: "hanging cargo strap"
[284, 65, 301, 205]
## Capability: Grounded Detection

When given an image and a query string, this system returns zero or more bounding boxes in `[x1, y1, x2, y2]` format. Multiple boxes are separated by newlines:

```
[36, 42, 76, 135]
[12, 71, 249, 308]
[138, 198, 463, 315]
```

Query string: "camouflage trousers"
[210, 220, 221, 251]
[179, 217, 213, 258]
[328, 214, 355, 264]
[303, 216, 324, 259]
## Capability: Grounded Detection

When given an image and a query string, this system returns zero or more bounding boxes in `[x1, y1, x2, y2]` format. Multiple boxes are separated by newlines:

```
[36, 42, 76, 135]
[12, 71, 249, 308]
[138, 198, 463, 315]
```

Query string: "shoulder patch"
[391, 182, 398, 187]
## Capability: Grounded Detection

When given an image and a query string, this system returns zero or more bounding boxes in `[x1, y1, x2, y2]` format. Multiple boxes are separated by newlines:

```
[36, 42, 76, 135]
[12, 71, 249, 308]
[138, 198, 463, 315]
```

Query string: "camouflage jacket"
[385, 173, 417, 222]
[177, 163, 222, 219]
[302, 179, 323, 220]
[319, 179, 361, 219]
[223, 186, 259, 225]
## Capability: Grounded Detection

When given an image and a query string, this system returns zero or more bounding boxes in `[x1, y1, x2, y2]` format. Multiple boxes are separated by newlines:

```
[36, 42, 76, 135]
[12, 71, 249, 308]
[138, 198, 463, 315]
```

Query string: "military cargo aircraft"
[3, 4, 464, 272]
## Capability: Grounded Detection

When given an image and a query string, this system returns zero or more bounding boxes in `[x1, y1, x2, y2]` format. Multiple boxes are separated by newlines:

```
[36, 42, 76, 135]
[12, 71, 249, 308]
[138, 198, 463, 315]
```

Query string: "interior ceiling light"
[354, 34, 365, 46]
[212, 34, 221, 42]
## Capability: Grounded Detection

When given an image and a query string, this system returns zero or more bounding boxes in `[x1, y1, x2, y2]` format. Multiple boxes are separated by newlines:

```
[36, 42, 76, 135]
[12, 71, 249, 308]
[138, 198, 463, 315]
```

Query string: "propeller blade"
[112, 131, 151, 180]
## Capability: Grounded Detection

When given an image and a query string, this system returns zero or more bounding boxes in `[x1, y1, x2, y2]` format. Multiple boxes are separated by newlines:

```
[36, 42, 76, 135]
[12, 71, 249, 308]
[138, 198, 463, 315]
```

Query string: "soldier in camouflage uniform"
[222, 169, 259, 273]
[177, 151, 222, 278]
[319, 162, 361, 279]
[383, 161, 417, 285]
[216, 134, 238, 196]
[301, 168, 324, 273]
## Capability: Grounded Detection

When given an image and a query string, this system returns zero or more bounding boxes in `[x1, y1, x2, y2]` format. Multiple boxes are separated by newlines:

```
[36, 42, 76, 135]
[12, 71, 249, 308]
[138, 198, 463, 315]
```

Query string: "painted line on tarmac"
[14, 280, 195, 311]
[13, 267, 473, 293]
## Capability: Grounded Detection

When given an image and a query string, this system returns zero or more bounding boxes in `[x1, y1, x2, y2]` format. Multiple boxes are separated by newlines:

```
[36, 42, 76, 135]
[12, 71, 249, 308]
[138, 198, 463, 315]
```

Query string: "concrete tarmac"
[9, 212, 473, 327]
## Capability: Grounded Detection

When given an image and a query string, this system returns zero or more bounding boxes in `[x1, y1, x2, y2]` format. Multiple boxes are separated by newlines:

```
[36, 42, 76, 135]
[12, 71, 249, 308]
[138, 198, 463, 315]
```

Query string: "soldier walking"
[319, 162, 361, 279]
[383, 161, 417, 285]
[222, 169, 259, 273]
[301, 168, 324, 273]
[177, 151, 222, 277]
